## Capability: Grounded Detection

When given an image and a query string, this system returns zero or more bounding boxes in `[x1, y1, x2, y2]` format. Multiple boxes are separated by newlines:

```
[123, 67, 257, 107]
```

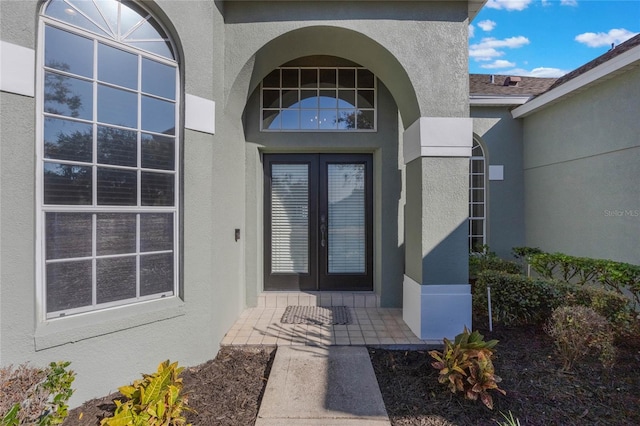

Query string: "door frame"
[263, 153, 373, 291]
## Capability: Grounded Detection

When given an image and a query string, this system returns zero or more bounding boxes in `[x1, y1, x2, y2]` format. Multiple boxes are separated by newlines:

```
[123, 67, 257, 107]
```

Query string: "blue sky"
[469, 0, 640, 77]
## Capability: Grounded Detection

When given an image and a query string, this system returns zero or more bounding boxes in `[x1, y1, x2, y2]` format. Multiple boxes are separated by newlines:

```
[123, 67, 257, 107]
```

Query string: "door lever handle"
[320, 214, 326, 247]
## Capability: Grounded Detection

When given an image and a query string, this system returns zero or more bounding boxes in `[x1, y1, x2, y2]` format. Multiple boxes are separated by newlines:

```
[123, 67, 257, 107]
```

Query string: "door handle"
[320, 214, 326, 247]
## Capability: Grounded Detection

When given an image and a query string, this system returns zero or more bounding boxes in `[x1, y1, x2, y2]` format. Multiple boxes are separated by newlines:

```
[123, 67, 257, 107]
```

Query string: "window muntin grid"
[261, 67, 377, 131]
[469, 140, 486, 252]
[40, 0, 179, 319]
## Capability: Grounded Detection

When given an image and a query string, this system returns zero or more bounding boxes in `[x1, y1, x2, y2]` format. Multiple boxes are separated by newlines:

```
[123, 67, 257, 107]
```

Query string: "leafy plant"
[544, 306, 616, 371]
[0, 361, 75, 426]
[495, 410, 521, 426]
[100, 360, 192, 426]
[429, 327, 505, 409]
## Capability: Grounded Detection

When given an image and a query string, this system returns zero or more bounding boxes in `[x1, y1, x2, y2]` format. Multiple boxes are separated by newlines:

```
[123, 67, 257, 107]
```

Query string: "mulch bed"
[369, 322, 640, 426]
[64, 347, 275, 425]
[64, 322, 640, 425]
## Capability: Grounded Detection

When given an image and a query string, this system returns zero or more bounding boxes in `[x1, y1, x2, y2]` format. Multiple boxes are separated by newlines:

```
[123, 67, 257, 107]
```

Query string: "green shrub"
[470, 247, 522, 280]
[429, 327, 505, 410]
[0, 361, 75, 426]
[544, 306, 616, 371]
[474, 271, 564, 325]
[528, 251, 640, 309]
[100, 360, 192, 426]
[564, 286, 636, 337]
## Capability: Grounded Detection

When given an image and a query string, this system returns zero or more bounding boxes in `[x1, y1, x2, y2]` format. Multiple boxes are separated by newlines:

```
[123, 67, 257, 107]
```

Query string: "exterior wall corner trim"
[403, 117, 473, 164]
[0, 41, 35, 97]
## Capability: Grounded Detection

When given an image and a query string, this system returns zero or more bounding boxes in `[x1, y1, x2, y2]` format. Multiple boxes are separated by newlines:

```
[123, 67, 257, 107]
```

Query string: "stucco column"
[402, 117, 473, 341]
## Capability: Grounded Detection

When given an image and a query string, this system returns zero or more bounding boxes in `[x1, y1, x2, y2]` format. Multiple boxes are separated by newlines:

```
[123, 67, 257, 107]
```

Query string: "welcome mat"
[280, 306, 352, 325]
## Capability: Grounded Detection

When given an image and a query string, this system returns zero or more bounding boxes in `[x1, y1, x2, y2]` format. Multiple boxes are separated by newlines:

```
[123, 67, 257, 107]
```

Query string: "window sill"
[34, 297, 185, 351]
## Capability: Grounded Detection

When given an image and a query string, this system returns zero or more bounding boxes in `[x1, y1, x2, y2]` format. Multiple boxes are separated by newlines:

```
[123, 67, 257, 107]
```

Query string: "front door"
[264, 154, 373, 291]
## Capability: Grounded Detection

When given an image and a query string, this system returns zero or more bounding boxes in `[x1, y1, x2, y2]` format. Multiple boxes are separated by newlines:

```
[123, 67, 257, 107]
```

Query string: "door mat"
[280, 306, 352, 325]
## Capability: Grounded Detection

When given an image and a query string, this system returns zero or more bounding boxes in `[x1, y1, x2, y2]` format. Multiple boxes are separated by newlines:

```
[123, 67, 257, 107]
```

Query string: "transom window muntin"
[469, 140, 486, 252]
[40, 0, 179, 319]
[44, 0, 175, 59]
[261, 67, 377, 131]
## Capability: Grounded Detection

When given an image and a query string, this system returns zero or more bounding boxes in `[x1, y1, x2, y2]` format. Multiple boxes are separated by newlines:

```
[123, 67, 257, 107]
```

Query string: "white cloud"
[478, 20, 497, 32]
[471, 36, 530, 50]
[469, 24, 475, 38]
[470, 36, 530, 62]
[485, 0, 532, 11]
[561, 0, 578, 6]
[541, 0, 551, 6]
[470, 48, 504, 61]
[481, 60, 516, 69]
[575, 28, 639, 48]
[503, 67, 568, 78]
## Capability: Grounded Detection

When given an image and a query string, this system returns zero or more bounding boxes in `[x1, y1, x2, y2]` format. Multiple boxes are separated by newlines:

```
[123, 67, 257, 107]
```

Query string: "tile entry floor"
[221, 307, 431, 347]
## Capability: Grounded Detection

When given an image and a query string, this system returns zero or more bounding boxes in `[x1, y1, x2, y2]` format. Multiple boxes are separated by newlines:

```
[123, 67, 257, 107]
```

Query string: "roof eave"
[470, 95, 531, 106]
[511, 44, 640, 119]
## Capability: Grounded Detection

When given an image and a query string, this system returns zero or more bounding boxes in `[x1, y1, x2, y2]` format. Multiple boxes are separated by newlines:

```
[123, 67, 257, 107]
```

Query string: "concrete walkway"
[255, 346, 391, 425]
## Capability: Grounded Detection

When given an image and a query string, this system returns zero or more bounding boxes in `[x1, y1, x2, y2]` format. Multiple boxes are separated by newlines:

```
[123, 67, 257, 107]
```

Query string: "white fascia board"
[0, 41, 35, 97]
[512, 45, 640, 118]
[470, 95, 531, 106]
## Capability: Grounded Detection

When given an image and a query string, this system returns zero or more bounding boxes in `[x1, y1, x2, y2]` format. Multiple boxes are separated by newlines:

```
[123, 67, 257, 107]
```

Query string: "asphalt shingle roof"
[470, 33, 640, 98]
[469, 74, 557, 96]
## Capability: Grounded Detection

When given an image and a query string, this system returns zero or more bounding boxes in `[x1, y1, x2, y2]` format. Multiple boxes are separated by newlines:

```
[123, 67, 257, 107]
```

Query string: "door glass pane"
[271, 164, 309, 273]
[327, 163, 365, 273]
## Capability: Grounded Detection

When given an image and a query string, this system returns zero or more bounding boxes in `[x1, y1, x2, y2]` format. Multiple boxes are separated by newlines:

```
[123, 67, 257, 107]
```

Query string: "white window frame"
[469, 139, 486, 252]
[260, 66, 378, 132]
[36, 0, 181, 321]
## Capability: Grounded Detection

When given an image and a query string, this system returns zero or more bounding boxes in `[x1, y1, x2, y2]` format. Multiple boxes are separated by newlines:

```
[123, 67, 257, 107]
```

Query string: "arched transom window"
[261, 67, 377, 131]
[469, 139, 486, 252]
[39, 0, 179, 319]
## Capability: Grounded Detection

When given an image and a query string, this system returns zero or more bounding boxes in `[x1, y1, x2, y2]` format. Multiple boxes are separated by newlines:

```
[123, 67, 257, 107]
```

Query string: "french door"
[264, 154, 373, 291]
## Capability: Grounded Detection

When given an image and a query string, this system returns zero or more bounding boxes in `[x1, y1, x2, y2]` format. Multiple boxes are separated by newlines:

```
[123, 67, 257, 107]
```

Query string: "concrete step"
[255, 346, 391, 425]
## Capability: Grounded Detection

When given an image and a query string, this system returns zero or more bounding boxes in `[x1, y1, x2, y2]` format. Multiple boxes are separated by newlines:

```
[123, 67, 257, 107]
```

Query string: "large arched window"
[469, 139, 486, 252]
[38, 0, 179, 318]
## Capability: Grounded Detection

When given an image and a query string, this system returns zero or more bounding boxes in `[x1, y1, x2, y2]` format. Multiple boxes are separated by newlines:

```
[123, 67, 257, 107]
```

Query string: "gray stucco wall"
[223, 0, 470, 126]
[522, 67, 640, 265]
[0, 0, 243, 406]
[472, 106, 526, 258]
[1, 0, 475, 407]
[405, 157, 469, 284]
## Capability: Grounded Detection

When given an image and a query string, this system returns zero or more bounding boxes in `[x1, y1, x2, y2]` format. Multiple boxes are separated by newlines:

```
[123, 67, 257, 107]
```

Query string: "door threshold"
[258, 291, 379, 308]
